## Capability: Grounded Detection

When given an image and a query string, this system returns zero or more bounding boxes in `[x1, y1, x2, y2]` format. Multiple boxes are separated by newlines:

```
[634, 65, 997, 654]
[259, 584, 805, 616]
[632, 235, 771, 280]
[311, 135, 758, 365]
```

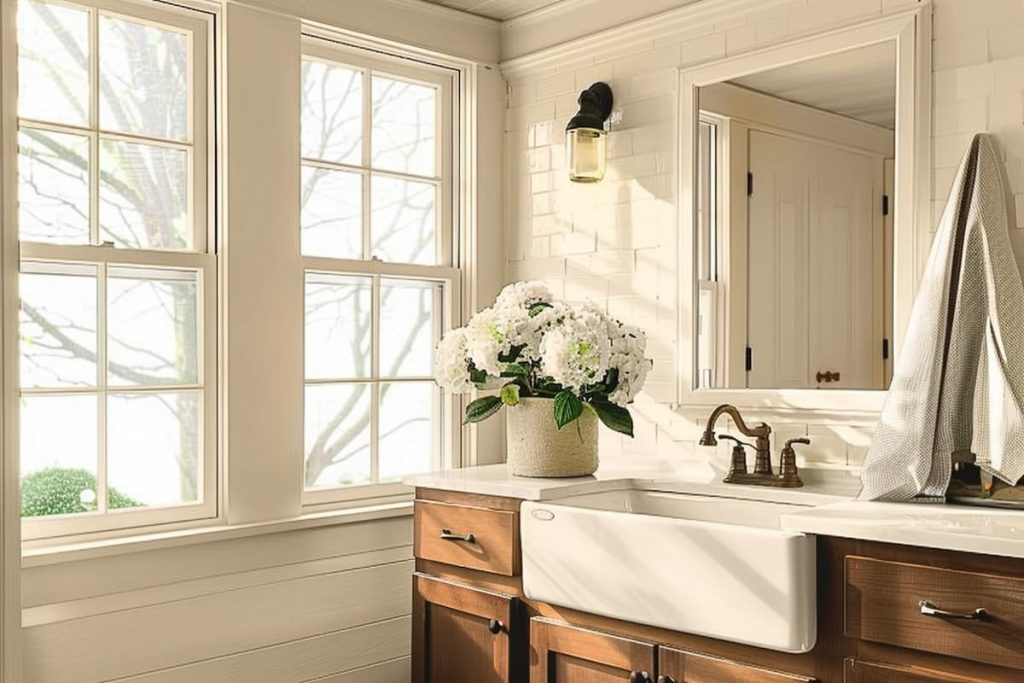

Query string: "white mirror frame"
[676, 6, 932, 422]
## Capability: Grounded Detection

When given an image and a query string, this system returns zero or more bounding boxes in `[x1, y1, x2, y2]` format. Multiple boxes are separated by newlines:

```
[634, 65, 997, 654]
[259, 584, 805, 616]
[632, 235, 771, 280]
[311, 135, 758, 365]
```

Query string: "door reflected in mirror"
[695, 42, 896, 391]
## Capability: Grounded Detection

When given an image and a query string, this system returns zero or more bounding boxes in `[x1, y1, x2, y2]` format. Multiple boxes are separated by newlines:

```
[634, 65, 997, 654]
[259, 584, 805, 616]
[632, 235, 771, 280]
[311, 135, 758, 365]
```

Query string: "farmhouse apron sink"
[521, 489, 817, 652]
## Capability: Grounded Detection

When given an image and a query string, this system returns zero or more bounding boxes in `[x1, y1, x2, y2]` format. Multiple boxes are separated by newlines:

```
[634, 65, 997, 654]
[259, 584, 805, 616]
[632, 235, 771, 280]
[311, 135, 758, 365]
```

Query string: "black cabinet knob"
[657, 676, 677, 683]
[487, 618, 502, 635]
[629, 672, 652, 683]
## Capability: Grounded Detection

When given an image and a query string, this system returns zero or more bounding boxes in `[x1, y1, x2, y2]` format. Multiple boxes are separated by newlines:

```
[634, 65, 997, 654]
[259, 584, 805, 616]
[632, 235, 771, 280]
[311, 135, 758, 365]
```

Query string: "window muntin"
[16, 0, 214, 538]
[300, 40, 456, 503]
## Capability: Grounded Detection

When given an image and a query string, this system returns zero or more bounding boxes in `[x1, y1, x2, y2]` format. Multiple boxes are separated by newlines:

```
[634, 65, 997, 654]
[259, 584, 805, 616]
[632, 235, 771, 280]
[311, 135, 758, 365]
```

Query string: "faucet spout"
[700, 404, 770, 445]
[701, 404, 774, 478]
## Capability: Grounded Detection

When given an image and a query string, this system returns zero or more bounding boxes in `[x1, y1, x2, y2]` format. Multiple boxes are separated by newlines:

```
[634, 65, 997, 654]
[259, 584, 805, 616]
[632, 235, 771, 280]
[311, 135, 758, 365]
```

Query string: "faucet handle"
[719, 434, 754, 449]
[779, 437, 808, 487]
[719, 434, 752, 479]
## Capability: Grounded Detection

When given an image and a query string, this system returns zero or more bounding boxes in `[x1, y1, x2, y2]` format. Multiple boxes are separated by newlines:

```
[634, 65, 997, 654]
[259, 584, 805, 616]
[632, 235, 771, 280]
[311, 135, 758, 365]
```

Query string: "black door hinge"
[882, 338, 890, 360]
[747, 172, 754, 196]
[745, 347, 753, 371]
[882, 194, 890, 216]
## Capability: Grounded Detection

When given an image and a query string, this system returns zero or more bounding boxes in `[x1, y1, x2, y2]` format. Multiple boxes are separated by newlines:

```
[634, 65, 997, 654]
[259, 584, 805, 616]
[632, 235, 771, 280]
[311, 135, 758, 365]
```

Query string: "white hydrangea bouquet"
[435, 281, 651, 475]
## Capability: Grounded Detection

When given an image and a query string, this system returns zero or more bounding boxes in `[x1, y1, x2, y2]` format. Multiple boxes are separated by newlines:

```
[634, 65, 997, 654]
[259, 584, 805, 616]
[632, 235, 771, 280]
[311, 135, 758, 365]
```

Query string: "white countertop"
[781, 500, 1024, 559]
[405, 461, 861, 506]
[407, 462, 1024, 559]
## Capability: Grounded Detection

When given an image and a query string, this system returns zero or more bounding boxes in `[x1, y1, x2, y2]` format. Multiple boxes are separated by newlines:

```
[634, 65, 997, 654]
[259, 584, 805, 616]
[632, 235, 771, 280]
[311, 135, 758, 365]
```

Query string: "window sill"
[22, 498, 414, 568]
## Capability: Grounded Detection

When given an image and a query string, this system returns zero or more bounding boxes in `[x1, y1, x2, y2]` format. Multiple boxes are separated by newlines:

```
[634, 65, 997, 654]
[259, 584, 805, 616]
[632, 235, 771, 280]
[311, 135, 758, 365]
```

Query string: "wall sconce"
[566, 82, 613, 183]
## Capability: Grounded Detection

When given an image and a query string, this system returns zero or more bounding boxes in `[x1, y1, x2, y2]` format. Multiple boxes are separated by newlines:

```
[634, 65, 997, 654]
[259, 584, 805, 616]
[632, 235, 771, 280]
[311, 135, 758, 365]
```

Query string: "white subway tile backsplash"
[934, 32, 989, 71]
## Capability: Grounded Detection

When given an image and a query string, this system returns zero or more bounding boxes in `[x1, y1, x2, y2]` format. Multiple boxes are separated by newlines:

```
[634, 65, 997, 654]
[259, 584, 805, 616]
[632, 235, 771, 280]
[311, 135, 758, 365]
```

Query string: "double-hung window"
[16, 0, 215, 538]
[300, 38, 459, 505]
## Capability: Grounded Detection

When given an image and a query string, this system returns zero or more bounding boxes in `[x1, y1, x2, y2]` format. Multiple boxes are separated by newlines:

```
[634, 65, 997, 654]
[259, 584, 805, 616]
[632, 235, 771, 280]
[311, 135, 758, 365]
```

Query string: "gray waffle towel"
[859, 134, 1024, 502]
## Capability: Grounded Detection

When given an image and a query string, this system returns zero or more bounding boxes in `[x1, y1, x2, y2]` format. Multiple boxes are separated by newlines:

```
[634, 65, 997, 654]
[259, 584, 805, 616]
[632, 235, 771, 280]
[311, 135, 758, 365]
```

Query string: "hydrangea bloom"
[435, 281, 652, 435]
[538, 304, 612, 393]
[434, 328, 472, 393]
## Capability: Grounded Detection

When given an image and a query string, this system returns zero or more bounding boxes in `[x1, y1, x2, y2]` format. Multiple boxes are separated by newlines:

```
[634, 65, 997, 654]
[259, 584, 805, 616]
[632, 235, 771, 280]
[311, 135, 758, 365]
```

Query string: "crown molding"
[228, 0, 501, 63]
[500, 0, 793, 75]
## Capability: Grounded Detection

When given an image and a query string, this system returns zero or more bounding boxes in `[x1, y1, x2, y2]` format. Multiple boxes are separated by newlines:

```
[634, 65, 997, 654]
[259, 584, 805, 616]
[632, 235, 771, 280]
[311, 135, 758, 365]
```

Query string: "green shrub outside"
[21, 467, 141, 517]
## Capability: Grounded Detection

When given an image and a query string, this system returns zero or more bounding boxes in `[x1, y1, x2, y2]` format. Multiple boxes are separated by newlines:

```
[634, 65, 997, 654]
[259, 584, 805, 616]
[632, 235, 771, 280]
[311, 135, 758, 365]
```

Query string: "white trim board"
[500, 0, 796, 72]
[699, 82, 895, 157]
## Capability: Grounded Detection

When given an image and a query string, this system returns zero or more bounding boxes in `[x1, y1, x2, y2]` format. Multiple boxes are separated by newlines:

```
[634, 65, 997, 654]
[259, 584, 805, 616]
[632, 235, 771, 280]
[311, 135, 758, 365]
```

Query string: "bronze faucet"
[699, 404, 805, 487]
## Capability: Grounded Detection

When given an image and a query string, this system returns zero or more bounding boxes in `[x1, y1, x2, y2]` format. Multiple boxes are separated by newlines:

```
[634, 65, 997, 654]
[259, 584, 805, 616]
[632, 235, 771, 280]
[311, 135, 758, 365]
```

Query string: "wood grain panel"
[659, 646, 816, 682]
[414, 500, 519, 575]
[413, 574, 519, 683]
[530, 618, 655, 683]
[845, 556, 1024, 670]
[24, 560, 413, 683]
[843, 658, 992, 683]
[117, 617, 410, 683]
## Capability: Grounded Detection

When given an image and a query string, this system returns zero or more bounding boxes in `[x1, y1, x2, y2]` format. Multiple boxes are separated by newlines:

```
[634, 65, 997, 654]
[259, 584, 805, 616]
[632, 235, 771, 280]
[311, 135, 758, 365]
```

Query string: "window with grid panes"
[16, 0, 215, 537]
[300, 38, 459, 503]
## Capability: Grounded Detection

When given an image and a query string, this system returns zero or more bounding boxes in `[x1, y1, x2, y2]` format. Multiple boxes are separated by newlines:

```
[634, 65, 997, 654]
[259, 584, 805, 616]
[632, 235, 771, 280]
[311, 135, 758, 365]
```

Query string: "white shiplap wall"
[502, 0, 1024, 471]
[22, 517, 414, 683]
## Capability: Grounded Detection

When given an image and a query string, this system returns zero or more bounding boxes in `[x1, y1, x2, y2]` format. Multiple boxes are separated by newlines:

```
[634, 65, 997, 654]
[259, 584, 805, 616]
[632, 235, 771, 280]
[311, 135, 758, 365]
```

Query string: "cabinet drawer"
[845, 556, 1024, 670]
[414, 500, 519, 576]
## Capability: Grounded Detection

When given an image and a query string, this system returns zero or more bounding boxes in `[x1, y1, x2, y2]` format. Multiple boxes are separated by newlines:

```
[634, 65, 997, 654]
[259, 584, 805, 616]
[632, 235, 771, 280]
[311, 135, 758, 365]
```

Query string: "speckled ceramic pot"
[505, 398, 598, 477]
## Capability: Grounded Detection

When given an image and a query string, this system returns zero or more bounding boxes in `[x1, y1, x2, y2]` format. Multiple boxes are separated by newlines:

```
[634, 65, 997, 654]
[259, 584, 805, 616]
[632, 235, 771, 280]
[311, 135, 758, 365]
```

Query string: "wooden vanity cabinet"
[411, 487, 1024, 683]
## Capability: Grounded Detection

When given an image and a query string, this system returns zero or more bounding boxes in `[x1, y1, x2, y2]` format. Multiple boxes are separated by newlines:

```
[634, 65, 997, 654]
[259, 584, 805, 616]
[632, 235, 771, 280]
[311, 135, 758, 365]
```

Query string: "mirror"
[694, 42, 897, 391]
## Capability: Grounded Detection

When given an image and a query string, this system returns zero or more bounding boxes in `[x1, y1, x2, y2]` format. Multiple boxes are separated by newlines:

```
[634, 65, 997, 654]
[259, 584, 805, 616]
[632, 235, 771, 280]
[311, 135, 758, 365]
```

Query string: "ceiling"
[419, 0, 566, 21]
[730, 41, 897, 129]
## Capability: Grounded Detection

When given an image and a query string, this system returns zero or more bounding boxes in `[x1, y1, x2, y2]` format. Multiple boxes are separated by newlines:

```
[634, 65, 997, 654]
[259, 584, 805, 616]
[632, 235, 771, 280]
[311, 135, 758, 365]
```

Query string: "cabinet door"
[413, 573, 520, 683]
[658, 646, 815, 683]
[844, 659, 994, 683]
[530, 618, 656, 682]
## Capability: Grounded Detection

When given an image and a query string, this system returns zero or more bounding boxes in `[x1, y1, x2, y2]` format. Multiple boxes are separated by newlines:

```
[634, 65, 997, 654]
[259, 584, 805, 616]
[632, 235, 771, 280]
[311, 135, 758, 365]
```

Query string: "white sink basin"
[521, 489, 816, 652]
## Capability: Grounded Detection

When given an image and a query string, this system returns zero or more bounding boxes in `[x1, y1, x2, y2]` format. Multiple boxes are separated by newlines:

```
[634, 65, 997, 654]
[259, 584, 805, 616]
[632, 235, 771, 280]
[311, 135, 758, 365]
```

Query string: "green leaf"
[497, 344, 525, 363]
[501, 362, 529, 377]
[464, 396, 502, 424]
[469, 367, 488, 384]
[528, 302, 553, 317]
[553, 390, 584, 430]
[500, 383, 521, 407]
[590, 402, 635, 437]
[602, 368, 620, 394]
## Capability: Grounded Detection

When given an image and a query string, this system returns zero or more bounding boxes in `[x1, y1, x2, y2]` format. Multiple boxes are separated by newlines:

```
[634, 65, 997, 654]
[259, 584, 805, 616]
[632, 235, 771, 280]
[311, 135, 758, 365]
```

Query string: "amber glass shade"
[566, 127, 606, 183]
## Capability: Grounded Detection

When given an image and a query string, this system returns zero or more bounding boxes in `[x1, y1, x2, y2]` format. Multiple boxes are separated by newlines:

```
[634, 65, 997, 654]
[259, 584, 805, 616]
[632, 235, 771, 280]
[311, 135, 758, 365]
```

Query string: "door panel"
[747, 130, 884, 389]
[413, 573, 519, 683]
[659, 646, 815, 683]
[530, 618, 655, 683]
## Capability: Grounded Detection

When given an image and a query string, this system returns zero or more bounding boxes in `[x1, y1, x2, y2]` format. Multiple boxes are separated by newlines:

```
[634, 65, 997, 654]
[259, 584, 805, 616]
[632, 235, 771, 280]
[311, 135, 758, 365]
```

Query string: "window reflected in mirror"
[695, 41, 896, 391]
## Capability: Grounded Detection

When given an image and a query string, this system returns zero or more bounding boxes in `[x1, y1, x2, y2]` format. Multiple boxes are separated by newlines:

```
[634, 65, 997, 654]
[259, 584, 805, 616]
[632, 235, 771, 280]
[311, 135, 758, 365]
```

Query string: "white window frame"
[299, 36, 461, 510]
[14, 0, 217, 540]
